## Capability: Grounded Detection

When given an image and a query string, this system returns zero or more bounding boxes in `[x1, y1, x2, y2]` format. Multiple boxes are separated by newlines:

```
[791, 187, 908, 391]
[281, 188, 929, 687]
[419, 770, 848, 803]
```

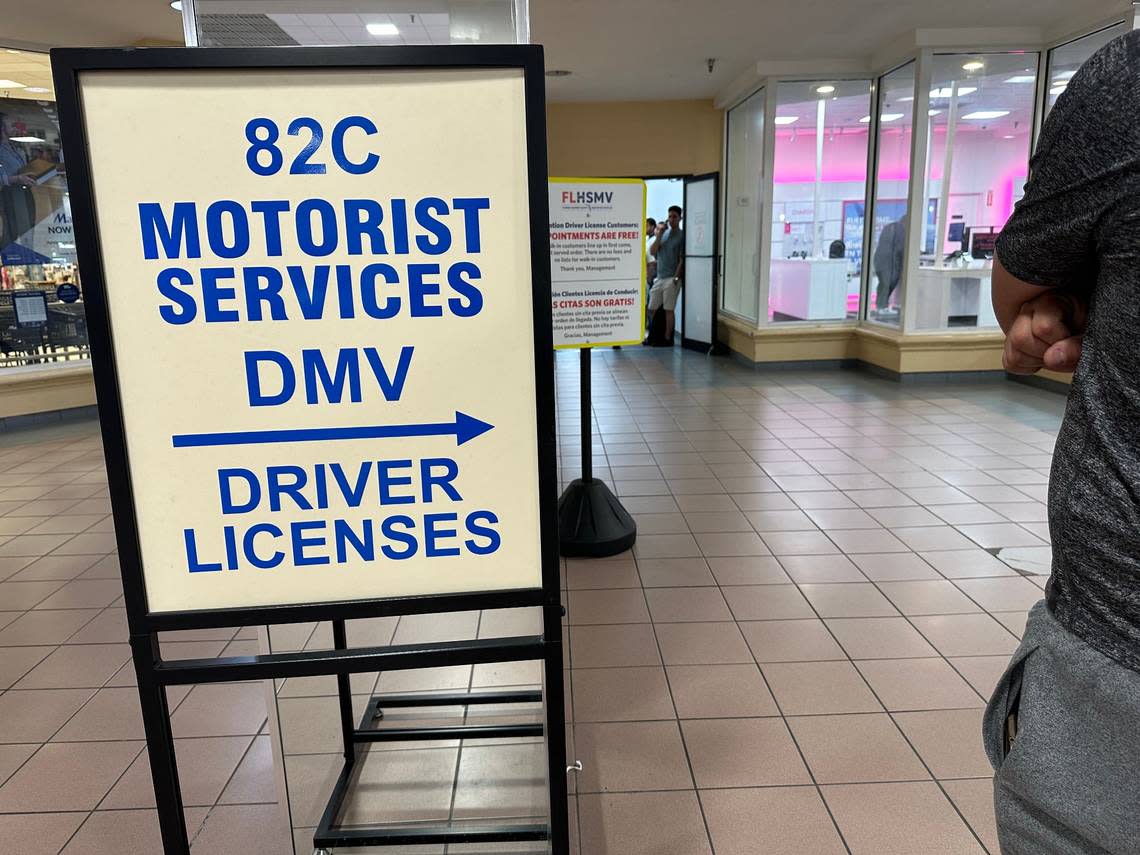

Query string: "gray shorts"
[648, 277, 680, 312]
[984, 600, 1140, 854]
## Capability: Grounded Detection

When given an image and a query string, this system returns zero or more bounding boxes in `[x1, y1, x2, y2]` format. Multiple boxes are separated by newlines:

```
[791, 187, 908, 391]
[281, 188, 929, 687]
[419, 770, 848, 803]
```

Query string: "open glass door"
[681, 172, 719, 351]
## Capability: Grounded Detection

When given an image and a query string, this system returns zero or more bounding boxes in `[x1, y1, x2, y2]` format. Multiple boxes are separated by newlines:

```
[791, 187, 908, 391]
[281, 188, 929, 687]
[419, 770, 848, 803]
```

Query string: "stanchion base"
[557, 478, 637, 558]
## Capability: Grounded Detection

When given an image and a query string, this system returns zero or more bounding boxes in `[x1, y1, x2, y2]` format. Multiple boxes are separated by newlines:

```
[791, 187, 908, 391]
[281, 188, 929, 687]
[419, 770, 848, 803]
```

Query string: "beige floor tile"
[189, 803, 294, 854]
[943, 777, 1001, 854]
[14, 642, 131, 689]
[826, 528, 910, 554]
[894, 709, 993, 779]
[578, 791, 712, 855]
[957, 523, 1045, 550]
[826, 617, 938, 659]
[0, 743, 37, 786]
[565, 558, 641, 590]
[478, 607, 543, 638]
[723, 584, 815, 620]
[0, 740, 144, 811]
[683, 510, 752, 532]
[992, 610, 1030, 638]
[0, 609, 101, 645]
[33, 579, 123, 610]
[453, 742, 546, 820]
[950, 655, 1010, 698]
[645, 587, 732, 622]
[0, 812, 88, 855]
[218, 735, 277, 804]
[762, 661, 883, 715]
[569, 624, 661, 668]
[800, 583, 900, 618]
[702, 786, 847, 854]
[744, 509, 818, 532]
[868, 506, 945, 528]
[171, 683, 268, 738]
[761, 530, 841, 556]
[955, 577, 1046, 612]
[375, 665, 472, 694]
[919, 548, 1018, 579]
[694, 531, 771, 557]
[632, 533, 702, 559]
[877, 580, 983, 615]
[852, 552, 943, 581]
[574, 720, 692, 792]
[683, 717, 810, 787]
[823, 781, 986, 854]
[8, 554, 102, 582]
[779, 554, 865, 583]
[282, 752, 344, 827]
[856, 658, 985, 711]
[654, 621, 754, 665]
[740, 619, 845, 663]
[633, 512, 690, 535]
[572, 667, 675, 722]
[910, 613, 1020, 657]
[892, 526, 979, 551]
[0, 688, 95, 742]
[103, 735, 252, 808]
[62, 808, 210, 855]
[0, 645, 54, 690]
[567, 589, 650, 625]
[340, 746, 459, 825]
[0, 580, 66, 609]
[788, 713, 929, 784]
[667, 664, 778, 718]
[635, 557, 715, 587]
[62, 608, 127, 644]
[390, 611, 480, 644]
[707, 556, 790, 585]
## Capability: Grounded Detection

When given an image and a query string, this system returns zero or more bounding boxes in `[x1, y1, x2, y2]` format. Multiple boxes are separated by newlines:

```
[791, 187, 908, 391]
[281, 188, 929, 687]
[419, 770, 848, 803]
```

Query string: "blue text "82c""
[245, 116, 380, 176]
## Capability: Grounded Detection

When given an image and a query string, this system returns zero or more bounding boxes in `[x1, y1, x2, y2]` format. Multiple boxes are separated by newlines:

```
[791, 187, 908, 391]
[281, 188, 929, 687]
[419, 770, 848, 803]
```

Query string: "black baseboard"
[0, 404, 99, 433]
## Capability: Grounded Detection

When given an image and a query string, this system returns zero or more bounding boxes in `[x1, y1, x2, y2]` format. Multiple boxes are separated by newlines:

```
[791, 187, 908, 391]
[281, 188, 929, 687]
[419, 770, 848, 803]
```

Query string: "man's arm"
[994, 255, 1085, 374]
[675, 255, 684, 282]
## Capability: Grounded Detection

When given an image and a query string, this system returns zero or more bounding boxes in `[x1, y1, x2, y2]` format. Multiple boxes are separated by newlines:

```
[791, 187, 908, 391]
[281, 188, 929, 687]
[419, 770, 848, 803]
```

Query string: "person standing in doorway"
[647, 205, 684, 346]
[985, 30, 1140, 855]
[644, 217, 658, 331]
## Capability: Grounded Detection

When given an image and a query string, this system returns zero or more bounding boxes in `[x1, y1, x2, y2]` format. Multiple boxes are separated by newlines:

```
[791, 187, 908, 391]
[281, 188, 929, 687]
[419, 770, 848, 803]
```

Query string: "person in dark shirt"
[985, 31, 1140, 854]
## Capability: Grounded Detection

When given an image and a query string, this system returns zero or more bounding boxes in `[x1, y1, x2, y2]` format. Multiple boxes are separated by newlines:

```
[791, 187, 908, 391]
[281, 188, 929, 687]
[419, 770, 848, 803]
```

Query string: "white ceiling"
[0, 0, 1129, 102]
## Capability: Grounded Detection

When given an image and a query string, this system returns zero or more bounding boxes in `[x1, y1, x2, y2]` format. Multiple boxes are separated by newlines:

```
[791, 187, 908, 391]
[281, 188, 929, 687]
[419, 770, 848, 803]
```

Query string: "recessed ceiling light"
[1050, 85, 1067, 96]
[962, 60, 985, 72]
[545, 69, 572, 77]
[962, 110, 1009, 120]
[366, 22, 400, 36]
[899, 96, 915, 102]
[1005, 75, 1036, 84]
[815, 85, 836, 94]
[1053, 70, 1076, 81]
[10, 136, 44, 143]
[931, 86, 977, 98]
[25, 87, 50, 94]
[928, 109, 942, 116]
[774, 116, 799, 125]
[859, 113, 904, 124]
[170, 0, 182, 9]
[1003, 134, 1016, 139]
[0, 79, 26, 89]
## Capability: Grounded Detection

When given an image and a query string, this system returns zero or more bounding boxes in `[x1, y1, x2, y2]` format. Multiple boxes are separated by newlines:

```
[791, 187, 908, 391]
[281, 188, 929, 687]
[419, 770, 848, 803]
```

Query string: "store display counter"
[910, 266, 999, 331]
[769, 259, 848, 321]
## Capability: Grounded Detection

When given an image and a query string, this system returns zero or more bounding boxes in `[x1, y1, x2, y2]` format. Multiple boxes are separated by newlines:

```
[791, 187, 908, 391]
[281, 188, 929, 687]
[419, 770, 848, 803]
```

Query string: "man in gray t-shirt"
[647, 205, 684, 346]
[987, 31, 1140, 854]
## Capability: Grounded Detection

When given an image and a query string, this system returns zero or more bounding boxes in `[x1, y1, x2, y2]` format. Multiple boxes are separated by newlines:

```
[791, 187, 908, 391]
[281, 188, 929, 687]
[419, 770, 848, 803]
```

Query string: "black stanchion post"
[332, 619, 356, 763]
[579, 348, 592, 482]
[543, 602, 572, 855]
[557, 347, 637, 557]
[132, 634, 190, 855]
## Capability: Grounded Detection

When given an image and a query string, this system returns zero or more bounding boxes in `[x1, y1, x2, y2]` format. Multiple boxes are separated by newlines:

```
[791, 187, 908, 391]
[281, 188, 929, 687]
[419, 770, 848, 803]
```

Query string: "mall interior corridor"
[0, 346, 1062, 854]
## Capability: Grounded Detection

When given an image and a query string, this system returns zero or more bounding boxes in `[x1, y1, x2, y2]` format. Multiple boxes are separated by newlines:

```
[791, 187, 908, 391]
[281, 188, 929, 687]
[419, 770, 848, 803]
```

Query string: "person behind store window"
[0, 113, 32, 187]
[873, 215, 906, 314]
[646, 205, 684, 346]
[829, 239, 846, 260]
[986, 30, 1140, 855]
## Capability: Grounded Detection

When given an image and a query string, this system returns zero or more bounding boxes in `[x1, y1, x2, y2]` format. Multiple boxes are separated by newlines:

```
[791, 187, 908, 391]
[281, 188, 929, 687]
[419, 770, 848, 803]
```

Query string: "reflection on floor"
[0, 347, 1064, 853]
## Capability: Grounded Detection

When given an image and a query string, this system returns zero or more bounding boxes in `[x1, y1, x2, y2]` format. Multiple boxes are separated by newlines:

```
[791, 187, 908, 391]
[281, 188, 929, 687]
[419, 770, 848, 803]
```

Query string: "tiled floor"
[0, 347, 1064, 853]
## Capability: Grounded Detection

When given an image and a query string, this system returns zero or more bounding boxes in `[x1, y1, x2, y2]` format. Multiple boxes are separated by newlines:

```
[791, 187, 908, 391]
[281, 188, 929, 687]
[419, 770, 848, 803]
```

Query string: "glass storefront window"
[0, 50, 87, 371]
[767, 80, 871, 323]
[913, 52, 1038, 331]
[1046, 23, 1128, 118]
[722, 87, 764, 322]
[866, 62, 915, 327]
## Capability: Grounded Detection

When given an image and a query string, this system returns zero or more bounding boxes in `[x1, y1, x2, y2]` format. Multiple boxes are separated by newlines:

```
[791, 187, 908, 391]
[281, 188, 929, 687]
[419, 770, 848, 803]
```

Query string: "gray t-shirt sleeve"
[996, 31, 1140, 291]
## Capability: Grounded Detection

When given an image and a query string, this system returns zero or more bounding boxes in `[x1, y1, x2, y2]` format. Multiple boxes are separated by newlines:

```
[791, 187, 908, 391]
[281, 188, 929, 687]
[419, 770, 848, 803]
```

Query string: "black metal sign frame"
[51, 44, 567, 854]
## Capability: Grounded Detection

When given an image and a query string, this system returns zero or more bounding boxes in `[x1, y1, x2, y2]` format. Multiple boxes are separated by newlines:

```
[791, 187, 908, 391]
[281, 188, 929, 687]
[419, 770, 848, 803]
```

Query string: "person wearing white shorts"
[646, 205, 684, 346]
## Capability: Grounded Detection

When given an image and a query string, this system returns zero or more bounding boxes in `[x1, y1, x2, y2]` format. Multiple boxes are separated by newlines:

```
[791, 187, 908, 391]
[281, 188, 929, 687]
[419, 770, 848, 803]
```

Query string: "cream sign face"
[78, 67, 542, 614]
